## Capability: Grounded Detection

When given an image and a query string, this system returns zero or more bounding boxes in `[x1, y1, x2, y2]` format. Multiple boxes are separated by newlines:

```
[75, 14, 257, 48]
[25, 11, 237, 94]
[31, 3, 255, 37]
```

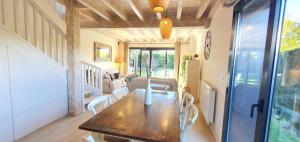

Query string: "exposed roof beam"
[207, 0, 222, 19]
[196, 0, 210, 19]
[125, 0, 144, 21]
[78, 0, 111, 21]
[99, 0, 127, 21]
[56, 0, 86, 8]
[79, 10, 99, 23]
[80, 17, 209, 28]
[176, 0, 184, 20]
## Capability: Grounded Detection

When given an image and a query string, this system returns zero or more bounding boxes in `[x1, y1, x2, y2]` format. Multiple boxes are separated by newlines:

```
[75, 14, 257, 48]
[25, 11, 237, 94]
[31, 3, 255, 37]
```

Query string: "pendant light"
[160, 18, 172, 39]
[148, 0, 169, 13]
[160, 13, 172, 39]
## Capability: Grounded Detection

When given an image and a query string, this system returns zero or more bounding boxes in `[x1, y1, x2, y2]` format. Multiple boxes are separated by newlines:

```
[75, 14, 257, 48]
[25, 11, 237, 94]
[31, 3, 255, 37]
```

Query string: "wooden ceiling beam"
[78, 0, 111, 21]
[195, 0, 210, 19]
[207, 0, 222, 19]
[125, 0, 144, 21]
[79, 10, 99, 23]
[176, 0, 184, 20]
[80, 16, 209, 28]
[56, 0, 87, 8]
[99, 0, 127, 21]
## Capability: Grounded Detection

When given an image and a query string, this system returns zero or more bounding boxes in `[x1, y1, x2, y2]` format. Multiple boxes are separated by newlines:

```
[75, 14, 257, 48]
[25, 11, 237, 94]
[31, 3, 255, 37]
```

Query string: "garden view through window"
[268, 0, 300, 141]
[129, 48, 175, 78]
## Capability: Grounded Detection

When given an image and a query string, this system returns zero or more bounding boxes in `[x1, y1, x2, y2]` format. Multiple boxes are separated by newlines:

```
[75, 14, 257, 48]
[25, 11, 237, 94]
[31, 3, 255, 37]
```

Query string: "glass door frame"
[222, 0, 286, 141]
[128, 47, 174, 78]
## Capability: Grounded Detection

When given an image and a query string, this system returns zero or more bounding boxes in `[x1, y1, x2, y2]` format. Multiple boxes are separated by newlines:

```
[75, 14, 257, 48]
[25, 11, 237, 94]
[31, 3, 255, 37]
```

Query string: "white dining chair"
[84, 95, 130, 142]
[179, 92, 194, 118]
[84, 95, 111, 142]
[180, 103, 198, 142]
[87, 95, 111, 115]
[111, 87, 129, 103]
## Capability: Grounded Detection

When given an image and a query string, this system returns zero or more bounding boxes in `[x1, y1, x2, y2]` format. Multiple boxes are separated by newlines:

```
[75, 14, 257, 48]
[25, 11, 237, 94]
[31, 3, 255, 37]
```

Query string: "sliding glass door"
[225, 1, 271, 141]
[152, 50, 167, 78]
[267, 0, 300, 141]
[224, 0, 288, 141]
[129, 48, 175, 78]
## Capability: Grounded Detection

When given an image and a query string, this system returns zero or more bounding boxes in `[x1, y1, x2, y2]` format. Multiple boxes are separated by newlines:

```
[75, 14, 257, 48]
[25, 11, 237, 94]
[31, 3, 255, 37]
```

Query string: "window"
[268, 0, 300, 141]
[234, 48, 265, 86]
[129, 48, 175, 78]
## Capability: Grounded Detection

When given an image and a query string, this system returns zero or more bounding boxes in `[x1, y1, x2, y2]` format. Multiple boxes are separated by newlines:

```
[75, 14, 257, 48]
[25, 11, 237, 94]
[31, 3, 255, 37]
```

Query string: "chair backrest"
[180, 92, 194, 114]
[87, 95, 110, 115]
[112, 87, 129, 101]
[181, 103, 198, 142]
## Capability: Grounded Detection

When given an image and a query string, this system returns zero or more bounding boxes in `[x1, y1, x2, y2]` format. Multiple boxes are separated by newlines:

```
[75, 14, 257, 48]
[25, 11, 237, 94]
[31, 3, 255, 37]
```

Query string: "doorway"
[222, 0, 298, 141]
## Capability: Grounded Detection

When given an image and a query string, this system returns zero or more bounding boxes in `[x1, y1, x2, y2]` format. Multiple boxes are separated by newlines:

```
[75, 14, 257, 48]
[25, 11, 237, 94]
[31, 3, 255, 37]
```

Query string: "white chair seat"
[179, 91, 194, 128]
[110, 87, 129, 104]
[180, 103, 198, 142]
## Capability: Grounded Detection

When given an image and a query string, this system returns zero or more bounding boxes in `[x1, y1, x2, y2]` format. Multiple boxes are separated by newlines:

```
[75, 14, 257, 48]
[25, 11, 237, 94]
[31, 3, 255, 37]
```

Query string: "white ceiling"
[92, 27, 205, 43]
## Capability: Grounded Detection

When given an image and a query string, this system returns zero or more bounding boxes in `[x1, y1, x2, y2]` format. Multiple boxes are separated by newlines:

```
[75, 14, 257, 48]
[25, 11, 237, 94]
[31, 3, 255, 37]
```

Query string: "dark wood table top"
[79, 89, 180, 142]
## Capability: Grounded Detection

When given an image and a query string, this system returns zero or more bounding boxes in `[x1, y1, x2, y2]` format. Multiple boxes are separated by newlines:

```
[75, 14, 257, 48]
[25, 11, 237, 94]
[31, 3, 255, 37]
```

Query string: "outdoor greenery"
[280, 19, 300, 52]
[269, 118, 300, 142]
[129, 49, 175, 78]
[178, 55, 191, 86]
[268, 17, 300, 141]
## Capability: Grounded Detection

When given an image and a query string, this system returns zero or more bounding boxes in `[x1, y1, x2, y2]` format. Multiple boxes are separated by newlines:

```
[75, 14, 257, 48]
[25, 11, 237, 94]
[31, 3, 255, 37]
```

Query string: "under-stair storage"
[0, 0, 69, 141]
[0, 27, 68, 141]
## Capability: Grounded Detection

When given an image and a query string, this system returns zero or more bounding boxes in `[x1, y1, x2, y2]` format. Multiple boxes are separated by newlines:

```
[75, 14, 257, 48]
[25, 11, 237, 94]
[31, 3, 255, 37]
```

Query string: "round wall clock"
[223, 0, 240, 7]
[204, 31, 211, 60]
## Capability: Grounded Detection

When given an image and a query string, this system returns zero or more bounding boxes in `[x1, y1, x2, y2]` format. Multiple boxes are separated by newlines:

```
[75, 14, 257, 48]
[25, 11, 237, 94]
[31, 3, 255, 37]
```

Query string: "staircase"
[0, 0, 103, 105]
[0, 0, 67, 68]
[81, 61, 103, 105]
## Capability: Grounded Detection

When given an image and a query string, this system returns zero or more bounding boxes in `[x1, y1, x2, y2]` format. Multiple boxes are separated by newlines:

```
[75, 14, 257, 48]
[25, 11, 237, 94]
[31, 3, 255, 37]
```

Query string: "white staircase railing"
[81, 61, 102, 96]
[0, 0, 67, 68]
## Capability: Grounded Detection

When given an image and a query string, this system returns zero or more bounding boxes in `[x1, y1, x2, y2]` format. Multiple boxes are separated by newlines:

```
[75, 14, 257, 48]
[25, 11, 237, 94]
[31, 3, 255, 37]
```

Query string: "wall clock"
[223, 0, 240, 7]
[204, 31, 211, 60]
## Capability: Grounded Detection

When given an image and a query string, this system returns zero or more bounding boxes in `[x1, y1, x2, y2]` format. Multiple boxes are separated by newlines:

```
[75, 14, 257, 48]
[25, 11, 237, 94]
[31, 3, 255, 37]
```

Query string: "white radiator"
[200, 81, 216, 124]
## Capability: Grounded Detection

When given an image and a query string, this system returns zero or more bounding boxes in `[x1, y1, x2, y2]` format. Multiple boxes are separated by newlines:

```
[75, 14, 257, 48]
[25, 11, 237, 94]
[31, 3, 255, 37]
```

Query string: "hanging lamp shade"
[148, 0, 169, 13]
[160, 18, 173, 39]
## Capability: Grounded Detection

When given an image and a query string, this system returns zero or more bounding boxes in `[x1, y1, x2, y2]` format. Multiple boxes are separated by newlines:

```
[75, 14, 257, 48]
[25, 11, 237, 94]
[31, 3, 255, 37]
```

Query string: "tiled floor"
[17, 108, 215, 142]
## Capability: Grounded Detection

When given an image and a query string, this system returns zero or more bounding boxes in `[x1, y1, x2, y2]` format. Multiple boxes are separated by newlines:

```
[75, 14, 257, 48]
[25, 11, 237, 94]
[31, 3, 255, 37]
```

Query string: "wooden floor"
[17, 108, 215, 142]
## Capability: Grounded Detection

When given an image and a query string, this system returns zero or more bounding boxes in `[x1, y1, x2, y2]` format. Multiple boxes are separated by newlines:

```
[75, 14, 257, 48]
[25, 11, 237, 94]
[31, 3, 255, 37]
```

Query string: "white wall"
[80, 29, 119, 69]
[0, 26, 68, 141]
[0, 45, 14, 142]
[201, 6, 234, 142]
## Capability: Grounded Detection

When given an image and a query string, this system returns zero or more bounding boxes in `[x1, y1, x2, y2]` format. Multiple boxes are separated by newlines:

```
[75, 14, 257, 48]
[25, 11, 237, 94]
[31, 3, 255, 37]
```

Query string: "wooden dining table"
[79, 89, 180, 142]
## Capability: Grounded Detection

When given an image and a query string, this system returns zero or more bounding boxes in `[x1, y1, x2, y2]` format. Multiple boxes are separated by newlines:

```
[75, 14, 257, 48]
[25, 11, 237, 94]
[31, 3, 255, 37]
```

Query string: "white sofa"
[102, 69, 126, 93]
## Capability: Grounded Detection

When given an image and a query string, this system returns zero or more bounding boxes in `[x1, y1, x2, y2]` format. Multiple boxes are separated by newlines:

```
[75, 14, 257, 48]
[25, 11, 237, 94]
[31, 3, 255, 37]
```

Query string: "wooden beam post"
[65, 0, 83, 116]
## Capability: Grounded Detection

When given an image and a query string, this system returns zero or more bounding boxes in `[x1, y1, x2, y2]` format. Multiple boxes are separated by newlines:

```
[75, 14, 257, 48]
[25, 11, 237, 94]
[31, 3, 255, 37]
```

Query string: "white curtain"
[174, 41, 181, 80]
[123, 42, 129, 75]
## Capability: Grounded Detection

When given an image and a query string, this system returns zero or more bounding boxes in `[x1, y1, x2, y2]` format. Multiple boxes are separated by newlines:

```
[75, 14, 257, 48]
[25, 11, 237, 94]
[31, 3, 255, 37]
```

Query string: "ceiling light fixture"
[148, 0, 169, 13]
[160, 17, 172, 39]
